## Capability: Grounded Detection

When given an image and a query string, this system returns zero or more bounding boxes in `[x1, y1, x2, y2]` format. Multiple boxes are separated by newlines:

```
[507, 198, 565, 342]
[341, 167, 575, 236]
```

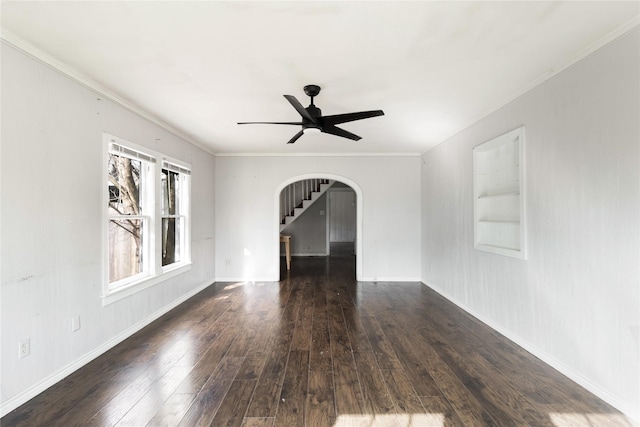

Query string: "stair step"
[280, 180, 334, 231]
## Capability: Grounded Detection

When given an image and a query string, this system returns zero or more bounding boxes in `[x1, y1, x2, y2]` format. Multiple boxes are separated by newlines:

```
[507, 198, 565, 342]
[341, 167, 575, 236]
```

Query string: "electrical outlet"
[18, 339, 30, 359]
[225, 259, 231, 266]
[71, 316, 81, 332]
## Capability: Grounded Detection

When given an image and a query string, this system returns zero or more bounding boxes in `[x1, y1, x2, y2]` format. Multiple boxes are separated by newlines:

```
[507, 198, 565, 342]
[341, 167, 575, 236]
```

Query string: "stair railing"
[280, 179, 329, 224]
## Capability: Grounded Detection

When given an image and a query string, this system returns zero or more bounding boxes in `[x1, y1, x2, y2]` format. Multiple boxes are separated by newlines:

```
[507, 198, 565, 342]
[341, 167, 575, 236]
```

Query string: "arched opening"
[274, 174, 363, 280]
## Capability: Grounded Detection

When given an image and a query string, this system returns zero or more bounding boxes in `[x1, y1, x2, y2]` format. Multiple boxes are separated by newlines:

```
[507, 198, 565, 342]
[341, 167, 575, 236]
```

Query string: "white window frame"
[161, 160, 192, 272]
[103, 133, 192, 305]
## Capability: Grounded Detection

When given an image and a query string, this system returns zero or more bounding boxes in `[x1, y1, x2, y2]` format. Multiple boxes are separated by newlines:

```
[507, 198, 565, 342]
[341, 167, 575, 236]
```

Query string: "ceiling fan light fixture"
[303, 127, 321, 134]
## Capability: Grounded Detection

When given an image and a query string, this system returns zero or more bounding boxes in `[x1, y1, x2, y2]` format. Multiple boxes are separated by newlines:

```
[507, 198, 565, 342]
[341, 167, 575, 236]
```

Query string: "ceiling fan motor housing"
[303, 104, 322, 131]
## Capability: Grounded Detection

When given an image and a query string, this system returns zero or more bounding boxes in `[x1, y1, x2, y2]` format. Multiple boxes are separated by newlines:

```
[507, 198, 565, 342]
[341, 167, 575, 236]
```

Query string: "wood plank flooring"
[1, 252, 630, 426]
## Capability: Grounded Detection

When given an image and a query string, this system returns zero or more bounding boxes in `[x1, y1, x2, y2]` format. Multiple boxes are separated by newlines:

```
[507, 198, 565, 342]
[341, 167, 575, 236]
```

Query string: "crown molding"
[1, 29, 216, 156]
[420, 17, 640, 157]
[491, 16, 640, 116]
[214, 152, 422, 157]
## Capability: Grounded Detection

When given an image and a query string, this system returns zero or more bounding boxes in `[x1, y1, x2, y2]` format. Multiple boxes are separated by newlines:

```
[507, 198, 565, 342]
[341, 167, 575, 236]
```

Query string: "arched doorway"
[274, 174, 363, 280]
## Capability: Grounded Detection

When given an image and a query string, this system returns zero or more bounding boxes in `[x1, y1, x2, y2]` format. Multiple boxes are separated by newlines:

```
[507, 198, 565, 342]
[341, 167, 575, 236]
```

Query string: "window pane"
[109, 219, 143, 283]
[161, 169, 180, 216]
[162, 217, 181, 266]
[108, 154, 142, 215]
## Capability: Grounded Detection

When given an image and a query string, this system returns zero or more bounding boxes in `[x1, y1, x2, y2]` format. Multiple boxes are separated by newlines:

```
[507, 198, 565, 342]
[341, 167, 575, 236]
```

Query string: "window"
[107, 144, 153, 285]
[104, 134, 191, 302]
[161, 161, 190, 268]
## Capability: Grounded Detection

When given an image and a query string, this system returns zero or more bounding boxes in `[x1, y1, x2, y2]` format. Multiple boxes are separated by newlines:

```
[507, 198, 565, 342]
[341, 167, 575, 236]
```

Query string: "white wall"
[0, 43, 216, 413]
[282, 192, 329, 256]
[215, 155, 421, 282]
[421, 29, 640, 419]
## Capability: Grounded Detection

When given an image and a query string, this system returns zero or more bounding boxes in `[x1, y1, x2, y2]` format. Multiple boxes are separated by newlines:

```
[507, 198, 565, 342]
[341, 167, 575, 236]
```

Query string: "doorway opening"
[327, 182, 356, 258]
[274, 174, 363, 280]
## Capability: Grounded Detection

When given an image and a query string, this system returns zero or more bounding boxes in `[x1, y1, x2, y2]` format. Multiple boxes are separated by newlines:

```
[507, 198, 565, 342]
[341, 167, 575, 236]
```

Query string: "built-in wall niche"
[473, 126, 526, 259]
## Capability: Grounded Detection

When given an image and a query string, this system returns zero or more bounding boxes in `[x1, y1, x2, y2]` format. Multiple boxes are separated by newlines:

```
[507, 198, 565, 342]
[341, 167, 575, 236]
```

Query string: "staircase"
[280, 179, 334, 232]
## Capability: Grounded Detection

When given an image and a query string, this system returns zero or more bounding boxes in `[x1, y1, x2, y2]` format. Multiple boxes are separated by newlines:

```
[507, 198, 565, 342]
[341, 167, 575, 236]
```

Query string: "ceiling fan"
[237, 84, 384, 144]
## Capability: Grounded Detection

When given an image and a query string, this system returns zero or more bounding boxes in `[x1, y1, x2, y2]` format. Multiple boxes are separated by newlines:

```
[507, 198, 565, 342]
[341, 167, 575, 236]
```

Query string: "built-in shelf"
[473, 126, 526, 259]
[478, 220, 520, 224]
[476, 243, 520, 252]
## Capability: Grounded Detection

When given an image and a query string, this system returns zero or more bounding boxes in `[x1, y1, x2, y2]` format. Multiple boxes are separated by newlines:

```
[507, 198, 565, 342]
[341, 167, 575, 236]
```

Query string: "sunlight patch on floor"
[223, 282, 246, 291]
[333, 413, 444, 427]
[549, 413, 632, 427]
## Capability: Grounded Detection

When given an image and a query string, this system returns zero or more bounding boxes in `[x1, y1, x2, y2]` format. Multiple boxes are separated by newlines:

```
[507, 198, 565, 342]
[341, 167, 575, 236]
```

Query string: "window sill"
[102, 262, 192, 306]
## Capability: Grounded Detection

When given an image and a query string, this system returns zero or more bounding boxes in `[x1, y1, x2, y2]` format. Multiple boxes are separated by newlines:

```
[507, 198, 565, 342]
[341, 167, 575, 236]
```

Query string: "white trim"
[110, 143, 157, 163]
[0, 279, 213, 418]
[420, 18, 640, 157]
[274, 173, 364, 281]
[216, 152, 422, 157]
[160, 160, 192, 272]
[515, 17, 640, 103]
[326, 194, 331, 255]
[105, 133, 156, 292]
[161, 155, 192, 171]
[0, 31, 214, 156]
[358, 277, 422, 282]
[421, 279, 640, 425]
[106, 133, 161, 163]
[162, 161, 191, 176]
[102, 263, 192, 306]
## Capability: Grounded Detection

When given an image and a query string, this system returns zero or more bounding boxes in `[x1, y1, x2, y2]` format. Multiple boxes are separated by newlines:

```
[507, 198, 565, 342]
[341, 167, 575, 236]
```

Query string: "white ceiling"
[1, 1, 638, 155]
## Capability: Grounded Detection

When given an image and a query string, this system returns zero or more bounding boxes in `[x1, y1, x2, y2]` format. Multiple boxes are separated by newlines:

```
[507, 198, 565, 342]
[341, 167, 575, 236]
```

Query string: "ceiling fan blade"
[284, 95, 317, 123]
[322, 125, 362, 141]
[237, 121, 303, 125]
[322, 110, 384, 125]
[287, 130, 305, 144]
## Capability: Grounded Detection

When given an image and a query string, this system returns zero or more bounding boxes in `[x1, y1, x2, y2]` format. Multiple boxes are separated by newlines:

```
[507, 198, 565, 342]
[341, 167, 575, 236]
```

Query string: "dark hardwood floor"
[2, 249, 629, 426]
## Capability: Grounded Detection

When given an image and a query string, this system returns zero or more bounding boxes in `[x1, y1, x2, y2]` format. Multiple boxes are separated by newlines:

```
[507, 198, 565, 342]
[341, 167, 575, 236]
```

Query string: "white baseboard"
[358, 276, 422, 282]
[421, 279, 640, 425]
[0, 280, 214, 418]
